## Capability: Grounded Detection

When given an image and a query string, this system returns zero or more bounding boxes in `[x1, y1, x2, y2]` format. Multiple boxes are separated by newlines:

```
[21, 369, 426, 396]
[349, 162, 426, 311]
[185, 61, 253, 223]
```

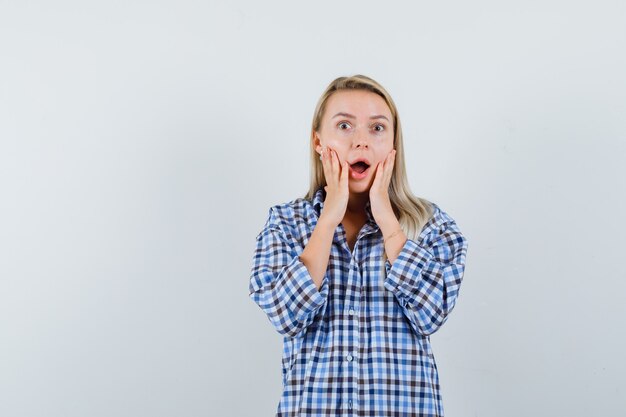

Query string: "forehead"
[324, 90, 392, 120]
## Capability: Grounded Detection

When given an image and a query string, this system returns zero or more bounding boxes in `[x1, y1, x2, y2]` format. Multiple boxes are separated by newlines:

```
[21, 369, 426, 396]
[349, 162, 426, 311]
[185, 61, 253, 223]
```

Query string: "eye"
[373, 124, 385, 132]
[338, 121, 351, 130]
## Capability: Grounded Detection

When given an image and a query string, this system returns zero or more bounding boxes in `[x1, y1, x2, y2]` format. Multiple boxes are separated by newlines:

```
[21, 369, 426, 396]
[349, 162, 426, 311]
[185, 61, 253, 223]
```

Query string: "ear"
[314, 132, 323, 154]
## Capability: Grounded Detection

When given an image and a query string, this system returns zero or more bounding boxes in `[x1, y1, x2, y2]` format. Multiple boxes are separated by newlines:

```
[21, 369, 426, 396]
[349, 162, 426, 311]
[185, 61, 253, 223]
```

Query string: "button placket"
[345, 258, 360, 414]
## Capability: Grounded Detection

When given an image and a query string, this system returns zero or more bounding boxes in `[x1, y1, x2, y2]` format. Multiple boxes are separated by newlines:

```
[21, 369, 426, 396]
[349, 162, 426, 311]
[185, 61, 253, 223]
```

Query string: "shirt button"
[348, 308, 354, 316]
[348, 400, 353, 410]
[346, 354, 353, 362]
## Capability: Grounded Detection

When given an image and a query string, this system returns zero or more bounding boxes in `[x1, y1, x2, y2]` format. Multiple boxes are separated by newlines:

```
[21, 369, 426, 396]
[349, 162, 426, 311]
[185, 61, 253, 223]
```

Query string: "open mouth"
[350, 161, 370, 174]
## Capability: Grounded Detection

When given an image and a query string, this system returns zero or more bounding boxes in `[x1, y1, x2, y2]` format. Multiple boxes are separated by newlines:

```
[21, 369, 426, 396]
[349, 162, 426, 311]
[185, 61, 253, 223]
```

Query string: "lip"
[348, 157, 371, 180]
[349, 163, 370, 180]
[348, 157, 371, 166]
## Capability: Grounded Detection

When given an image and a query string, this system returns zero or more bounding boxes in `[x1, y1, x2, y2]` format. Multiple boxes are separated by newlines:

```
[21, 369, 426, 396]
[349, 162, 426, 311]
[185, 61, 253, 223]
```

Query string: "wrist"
[379, 217, 400, 237]
[316, 215, 338, 232]
[383, 228, 405, 244]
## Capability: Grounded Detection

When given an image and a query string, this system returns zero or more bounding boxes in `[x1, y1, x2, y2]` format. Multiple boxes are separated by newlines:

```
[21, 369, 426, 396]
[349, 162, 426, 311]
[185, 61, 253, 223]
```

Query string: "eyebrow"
[332, 112, 390, 122]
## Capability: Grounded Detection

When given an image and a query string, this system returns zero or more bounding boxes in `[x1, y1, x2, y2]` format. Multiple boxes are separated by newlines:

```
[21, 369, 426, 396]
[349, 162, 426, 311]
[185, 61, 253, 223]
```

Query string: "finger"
[380, 150, 391, 175]
[341, 161, 349, 187]
[388, 149, 396, 168]
[372, 162, 381, 187]
[383, 151, 393, 180]
[330, 149, 339, 181]
[338, 155, 347, 181]
[321, 148, 331, 180]
[384, 150, 395, 183]
[325, 148, 337, 186]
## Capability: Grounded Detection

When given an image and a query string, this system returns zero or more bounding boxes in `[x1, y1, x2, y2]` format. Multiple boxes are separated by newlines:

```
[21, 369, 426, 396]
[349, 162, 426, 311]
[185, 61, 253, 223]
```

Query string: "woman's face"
[315, 89, 395, 195]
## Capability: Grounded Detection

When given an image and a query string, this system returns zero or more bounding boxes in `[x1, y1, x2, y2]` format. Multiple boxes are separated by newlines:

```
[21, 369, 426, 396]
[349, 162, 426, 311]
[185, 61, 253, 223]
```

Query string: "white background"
[1, 1, 625, 416]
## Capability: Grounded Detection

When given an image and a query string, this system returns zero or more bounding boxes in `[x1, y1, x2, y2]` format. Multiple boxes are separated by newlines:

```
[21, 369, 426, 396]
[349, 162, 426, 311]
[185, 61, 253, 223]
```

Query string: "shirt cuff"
[283, 254, 330, 321]
[383, 238, 435, 302]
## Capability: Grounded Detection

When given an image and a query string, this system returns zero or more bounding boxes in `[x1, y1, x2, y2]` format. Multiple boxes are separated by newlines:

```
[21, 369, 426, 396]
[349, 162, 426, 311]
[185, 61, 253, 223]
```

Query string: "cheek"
[374, 147, 394, 164]
[325, 143, 348, 161]
[325, 138, 344, 148]
[373, 154, 386, 167]
[373, 157, 387, 170]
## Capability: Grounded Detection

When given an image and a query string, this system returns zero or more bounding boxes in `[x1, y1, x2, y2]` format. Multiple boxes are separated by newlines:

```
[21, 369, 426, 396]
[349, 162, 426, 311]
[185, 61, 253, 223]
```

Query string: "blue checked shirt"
[249, 187, 468, 417]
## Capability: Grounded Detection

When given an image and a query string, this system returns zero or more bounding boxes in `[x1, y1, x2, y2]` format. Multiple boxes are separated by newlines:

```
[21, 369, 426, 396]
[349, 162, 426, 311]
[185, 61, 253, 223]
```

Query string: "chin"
[349, 182, 371, 194]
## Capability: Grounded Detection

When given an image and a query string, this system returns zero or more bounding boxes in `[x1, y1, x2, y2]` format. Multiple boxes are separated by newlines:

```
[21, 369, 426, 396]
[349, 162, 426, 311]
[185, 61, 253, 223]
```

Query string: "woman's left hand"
[369, 148, 397, 229]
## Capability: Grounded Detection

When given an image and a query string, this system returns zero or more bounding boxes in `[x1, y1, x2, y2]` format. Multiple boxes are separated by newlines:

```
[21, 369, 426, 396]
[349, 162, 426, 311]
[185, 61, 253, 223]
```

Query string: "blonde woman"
[249, 74, 469, 417]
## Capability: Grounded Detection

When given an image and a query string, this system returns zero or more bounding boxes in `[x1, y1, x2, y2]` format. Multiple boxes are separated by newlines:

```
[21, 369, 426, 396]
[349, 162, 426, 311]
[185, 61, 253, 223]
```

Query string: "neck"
[346, 192, 369, 216]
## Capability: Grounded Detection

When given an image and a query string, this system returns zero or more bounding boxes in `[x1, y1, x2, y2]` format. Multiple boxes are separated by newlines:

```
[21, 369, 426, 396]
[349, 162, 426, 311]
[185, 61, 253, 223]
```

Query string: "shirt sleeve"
[248, 207, 330, 339]
[383, 218, 468, 337]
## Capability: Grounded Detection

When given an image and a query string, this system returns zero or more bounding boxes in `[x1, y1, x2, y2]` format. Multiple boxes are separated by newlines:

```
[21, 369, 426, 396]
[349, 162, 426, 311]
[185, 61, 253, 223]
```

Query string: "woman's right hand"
[319, 146, 349, 228]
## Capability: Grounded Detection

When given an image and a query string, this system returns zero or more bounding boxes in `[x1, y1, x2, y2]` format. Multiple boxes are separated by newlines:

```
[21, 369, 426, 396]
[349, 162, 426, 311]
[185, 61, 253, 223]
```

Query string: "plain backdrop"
[1, 1, 625, 416]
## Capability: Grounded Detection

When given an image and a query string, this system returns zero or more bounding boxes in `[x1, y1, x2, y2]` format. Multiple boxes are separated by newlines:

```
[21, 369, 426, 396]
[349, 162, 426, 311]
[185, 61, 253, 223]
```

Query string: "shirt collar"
[312, 186, 377, 227]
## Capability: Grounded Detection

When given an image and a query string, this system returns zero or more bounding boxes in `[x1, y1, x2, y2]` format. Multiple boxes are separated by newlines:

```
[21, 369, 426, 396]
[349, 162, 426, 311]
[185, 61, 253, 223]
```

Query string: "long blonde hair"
[303, 74, 434, 267]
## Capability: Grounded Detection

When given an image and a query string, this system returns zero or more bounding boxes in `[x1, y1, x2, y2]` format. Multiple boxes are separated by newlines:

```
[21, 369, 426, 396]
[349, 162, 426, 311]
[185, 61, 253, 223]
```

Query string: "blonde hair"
[303, 74, 434, 268]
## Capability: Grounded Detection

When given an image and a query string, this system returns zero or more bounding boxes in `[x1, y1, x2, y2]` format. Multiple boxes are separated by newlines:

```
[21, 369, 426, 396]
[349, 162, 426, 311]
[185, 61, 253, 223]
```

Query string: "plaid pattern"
[249, 187, 468, 417]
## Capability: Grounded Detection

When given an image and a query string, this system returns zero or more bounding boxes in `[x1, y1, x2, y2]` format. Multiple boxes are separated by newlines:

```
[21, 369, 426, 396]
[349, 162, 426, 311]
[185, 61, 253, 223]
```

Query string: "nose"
[353, 129, 370, 149]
